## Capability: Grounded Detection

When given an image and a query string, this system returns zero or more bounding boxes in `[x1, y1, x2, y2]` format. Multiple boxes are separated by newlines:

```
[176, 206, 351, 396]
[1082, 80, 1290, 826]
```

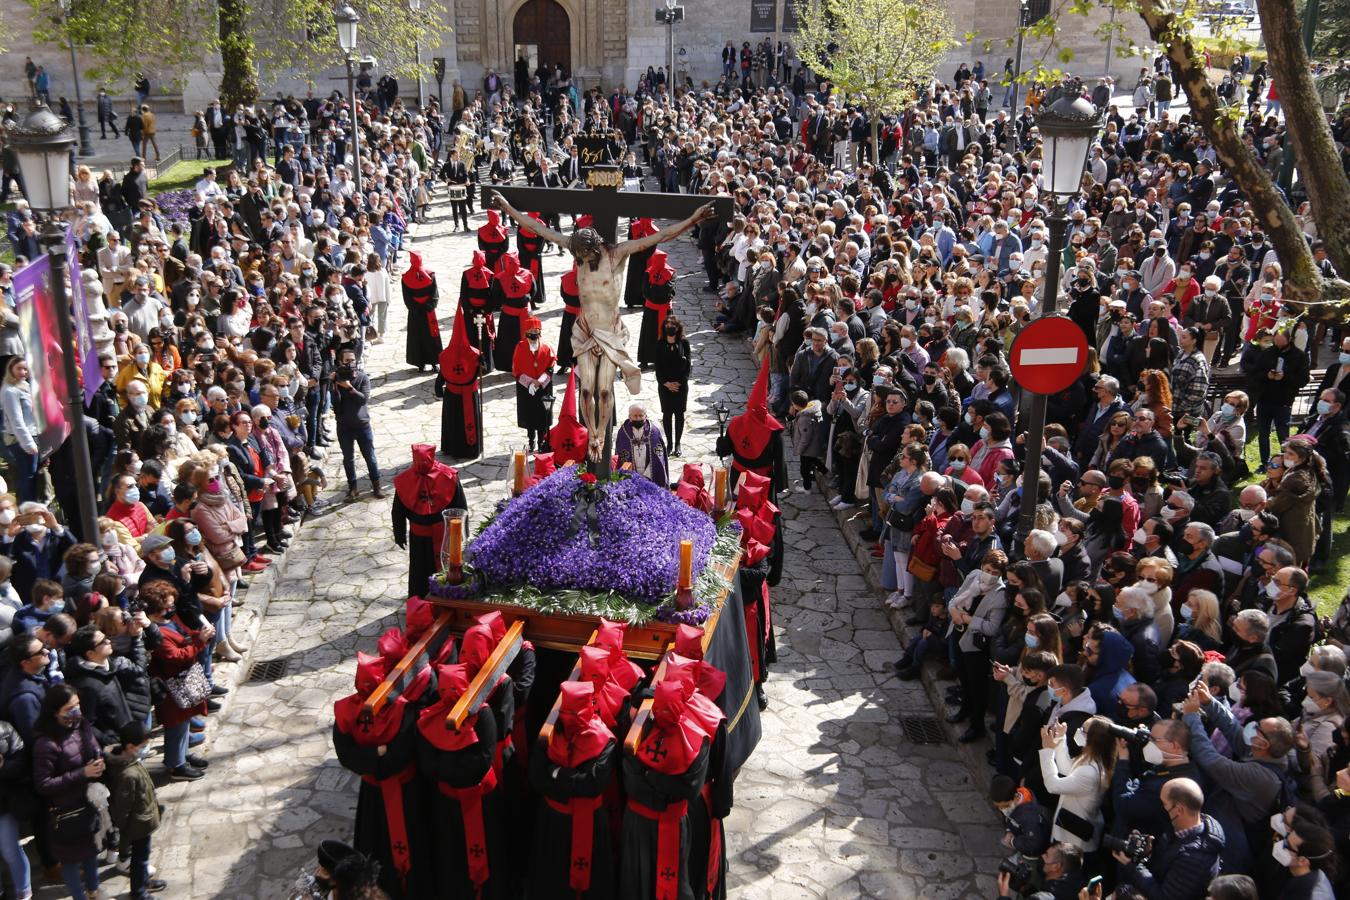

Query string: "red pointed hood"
[726, 355, 784, 459]
[440, 310, 482, 388]
[378, 626, 409, 663]
[354, 651, 389, 696]
[673, 624, 705, 660]
[416, 663, 479, 751]
[548, 371, 590, 466]
[630, 217, 658, 239]
[548, 680, 615, 768]
[464, 250, 493, 291]
[674, 463, 713, 513]
[479, 209, 507, 244]
[560, 265, 579, 297]
[520, 210, 545, 238]
[402, 252, 433, 291]
[496, 251, 533, 297]
[638, 678, 709, 775]
[646, 249, 675, 285]
[576, 214, 594, 229]
[529, 452, 556, 484]
[406, 596, 436, 641]
[393, 443, 460, 515]
[578, 646, 633, 728]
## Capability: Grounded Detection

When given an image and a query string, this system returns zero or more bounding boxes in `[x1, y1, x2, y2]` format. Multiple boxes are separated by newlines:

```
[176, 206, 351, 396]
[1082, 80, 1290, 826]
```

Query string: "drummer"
[442, 146, 472, 231]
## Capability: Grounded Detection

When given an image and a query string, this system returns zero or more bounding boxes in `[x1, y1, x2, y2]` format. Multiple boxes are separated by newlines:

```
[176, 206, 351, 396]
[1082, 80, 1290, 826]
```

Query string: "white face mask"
[101, 531, 118, 549]
[960, 499, 975, 515]
[1270, 813, 1289, 838]
[1133, 528, 1148, 545]
[1230, 681, 1244, 704]
[1303, 696, 1324, 717]
[0, 510, 12, 525]
[26, 524, 47, 538]
[1266, 580, 1281, 600]
[1142, 742, 1165, 765]
[1053, 591, 1072, 609]
[1054, 531, 1069, 548]
[1272, 840, 1294, 868]
[1300, 661, 1317, 679]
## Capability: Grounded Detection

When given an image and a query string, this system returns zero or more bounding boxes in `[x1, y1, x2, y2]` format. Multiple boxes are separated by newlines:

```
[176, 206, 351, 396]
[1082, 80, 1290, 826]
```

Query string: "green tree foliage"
[26, 0, 446, 108]
[793, 0, 956, 161]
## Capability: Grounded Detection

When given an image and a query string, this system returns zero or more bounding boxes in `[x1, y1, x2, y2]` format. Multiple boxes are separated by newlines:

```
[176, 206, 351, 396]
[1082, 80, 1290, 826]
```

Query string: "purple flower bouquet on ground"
[462, 466, 730, 624]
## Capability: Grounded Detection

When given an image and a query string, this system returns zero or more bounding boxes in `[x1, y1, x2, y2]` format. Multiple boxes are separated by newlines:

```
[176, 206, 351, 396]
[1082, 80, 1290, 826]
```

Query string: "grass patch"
[1236, 434, 1347, 616]
[147, 158, 233, 196]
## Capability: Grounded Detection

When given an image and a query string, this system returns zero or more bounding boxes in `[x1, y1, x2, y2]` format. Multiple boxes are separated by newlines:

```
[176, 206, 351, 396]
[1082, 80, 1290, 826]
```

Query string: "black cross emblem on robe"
[560, 436, 577, 452]
[573, 856, 589, 871]
[393, 840, 408, 856]
[644, 734, 669, 762]
[660, 867, 677, 881]
[452, 363, 467, 377]
[739, 434, 753, 451]
[483, 175, 731, 245]
[469, 843, 484, 858]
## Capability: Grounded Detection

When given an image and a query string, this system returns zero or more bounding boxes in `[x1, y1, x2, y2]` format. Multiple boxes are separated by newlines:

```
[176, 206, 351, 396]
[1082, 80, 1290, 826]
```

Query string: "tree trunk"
[1133, 0, 1323, 302]
[1257, 0, 1350, 278]
[871, 117, 880, 171]
[218, 0, 259, 109]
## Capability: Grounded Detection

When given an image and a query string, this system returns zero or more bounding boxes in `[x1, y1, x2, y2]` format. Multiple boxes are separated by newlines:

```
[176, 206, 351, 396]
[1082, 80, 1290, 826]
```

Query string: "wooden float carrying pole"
[359, 611, 454, 724]
[536, 629, 600, 745]
[446, 619, 526, 729]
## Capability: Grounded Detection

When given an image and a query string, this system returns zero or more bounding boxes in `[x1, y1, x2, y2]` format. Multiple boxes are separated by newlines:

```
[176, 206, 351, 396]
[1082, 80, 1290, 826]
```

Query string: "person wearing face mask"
[1293, 669, 1350, 763]
[114, 378, 154, 451]
[1116, 777, 1226, 900]
[1262, 440, 1323, 567]
[1037, 715, 1115, 851]
[9, 503, 75, 605]
[114, 337, 167, 410]
[510, 316, 555, 454]
[653, 315, 692, 457]
[1180, 680, 1293, 874]
[1299, 388, 1349, 516]
[105, 473, 153, 538]
[31, 684, 109, 900]
[1270, 818, 1338, 900]
[139, 579, 214, 781]
[945, 550, 1008, 743]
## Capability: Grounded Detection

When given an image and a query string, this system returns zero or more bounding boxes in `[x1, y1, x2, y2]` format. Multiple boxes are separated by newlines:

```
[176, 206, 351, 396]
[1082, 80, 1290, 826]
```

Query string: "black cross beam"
[481, 167, 733, 244]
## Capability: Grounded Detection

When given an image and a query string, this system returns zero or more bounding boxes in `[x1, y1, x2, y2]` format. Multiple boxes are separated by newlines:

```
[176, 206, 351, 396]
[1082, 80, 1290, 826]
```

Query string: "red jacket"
[149, 618, 209, 727]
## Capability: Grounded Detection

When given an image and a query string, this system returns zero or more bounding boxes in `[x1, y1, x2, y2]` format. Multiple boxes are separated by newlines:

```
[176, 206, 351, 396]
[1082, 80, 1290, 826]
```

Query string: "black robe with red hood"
[333, 639, 442, 899]
[436, 311, 484, 459]
[516, 212, 548, 308]
[558, 265, 581, 370]
[715, 355, 788, 497]
[416, 663, 509, 900]
[491, 252, 536, 372]
[457, 250, 495, 372]
[528, 681, 619, 900]
[622, 218, 659, 308]
[391, 443, 468, 598]
[638, 249, 676, 367]
[402, 252, 443, 368]
[477, 210, 509, 272]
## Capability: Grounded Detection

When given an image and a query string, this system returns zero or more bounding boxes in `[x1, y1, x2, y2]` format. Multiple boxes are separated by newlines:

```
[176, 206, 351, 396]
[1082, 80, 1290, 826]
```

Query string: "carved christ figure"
[489, 190, 715, 461]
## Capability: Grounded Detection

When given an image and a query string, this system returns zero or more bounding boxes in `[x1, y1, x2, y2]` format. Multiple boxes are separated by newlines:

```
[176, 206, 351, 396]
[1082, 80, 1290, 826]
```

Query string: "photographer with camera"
[1114, 778, 1224, 900]
[329, 347, 383, 502]
[1111, 718, 1204, 842]
[994, 842, 1084, 900]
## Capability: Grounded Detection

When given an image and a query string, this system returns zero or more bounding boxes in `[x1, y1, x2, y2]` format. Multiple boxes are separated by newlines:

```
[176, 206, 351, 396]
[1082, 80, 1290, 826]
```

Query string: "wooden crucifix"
[485, 171, 732, 474]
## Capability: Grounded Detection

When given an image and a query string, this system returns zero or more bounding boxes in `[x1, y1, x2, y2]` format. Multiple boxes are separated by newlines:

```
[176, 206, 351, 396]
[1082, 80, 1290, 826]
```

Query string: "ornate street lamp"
[1015, 86, 1102, 544]
[6, 100, 101, 544]
[335, 4, 363, 198]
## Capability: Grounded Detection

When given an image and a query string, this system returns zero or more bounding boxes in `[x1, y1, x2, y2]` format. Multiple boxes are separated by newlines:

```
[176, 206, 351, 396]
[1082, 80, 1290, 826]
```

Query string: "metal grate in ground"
[246, 658, 290, 683]
[899, 715, 947, 744]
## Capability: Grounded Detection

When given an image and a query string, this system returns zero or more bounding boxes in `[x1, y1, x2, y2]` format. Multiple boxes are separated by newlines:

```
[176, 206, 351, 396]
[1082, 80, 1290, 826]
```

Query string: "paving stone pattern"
[74, 193, 1004, 899]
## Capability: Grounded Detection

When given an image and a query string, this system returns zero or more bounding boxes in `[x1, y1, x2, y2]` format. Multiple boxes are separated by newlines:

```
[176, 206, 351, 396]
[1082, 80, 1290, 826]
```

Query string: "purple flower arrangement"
[467, 466, 718, 604]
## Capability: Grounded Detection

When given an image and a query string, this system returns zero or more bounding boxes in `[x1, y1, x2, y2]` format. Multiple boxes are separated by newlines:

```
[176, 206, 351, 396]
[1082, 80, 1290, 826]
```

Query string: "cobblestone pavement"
[67, 193, 1003, 900]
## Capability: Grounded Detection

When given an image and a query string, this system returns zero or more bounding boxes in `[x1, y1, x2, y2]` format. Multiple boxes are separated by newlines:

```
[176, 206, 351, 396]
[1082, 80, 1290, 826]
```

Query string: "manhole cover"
[900, 715, 946, 744]
[246, 659, 290, 683]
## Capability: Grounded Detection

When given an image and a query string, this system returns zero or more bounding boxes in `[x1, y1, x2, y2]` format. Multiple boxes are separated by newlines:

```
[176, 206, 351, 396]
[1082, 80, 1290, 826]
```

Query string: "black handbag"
[50, 802, 99, 842]
[887, 506, 920, 531]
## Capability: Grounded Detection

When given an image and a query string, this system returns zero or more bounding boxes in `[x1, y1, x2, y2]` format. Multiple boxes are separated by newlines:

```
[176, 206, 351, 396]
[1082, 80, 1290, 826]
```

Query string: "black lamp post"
[335, 4, 363, 199]
[7, 100, 101, 544]
[714, 399, 730, 436]
[1014, 87, 1102, 545]
[58, 0, 94, 157]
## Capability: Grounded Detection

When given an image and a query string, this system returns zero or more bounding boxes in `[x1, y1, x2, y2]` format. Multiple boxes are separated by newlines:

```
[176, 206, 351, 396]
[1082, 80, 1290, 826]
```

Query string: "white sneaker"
[828, 495, 843, 506]
[885, 591, 904, 608]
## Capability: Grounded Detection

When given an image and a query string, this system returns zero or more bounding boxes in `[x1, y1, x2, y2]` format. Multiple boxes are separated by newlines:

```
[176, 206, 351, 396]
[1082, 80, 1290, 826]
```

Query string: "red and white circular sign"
[1010, 315, 1089, 396]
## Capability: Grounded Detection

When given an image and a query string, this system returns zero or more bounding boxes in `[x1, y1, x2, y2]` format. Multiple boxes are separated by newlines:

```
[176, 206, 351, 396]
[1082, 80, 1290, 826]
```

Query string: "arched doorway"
[512, 0, 571, 79]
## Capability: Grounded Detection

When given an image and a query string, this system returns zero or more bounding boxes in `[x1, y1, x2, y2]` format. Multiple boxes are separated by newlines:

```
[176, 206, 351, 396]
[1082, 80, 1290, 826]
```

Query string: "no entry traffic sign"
[1010, 315, 1088, 395]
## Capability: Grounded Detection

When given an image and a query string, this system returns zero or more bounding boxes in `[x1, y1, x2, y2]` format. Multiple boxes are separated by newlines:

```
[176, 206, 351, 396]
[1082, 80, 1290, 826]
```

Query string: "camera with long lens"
[1102, 829, 1151, 862]
[1104, 722, 1152, 748]
[997, 856, 1036, 894]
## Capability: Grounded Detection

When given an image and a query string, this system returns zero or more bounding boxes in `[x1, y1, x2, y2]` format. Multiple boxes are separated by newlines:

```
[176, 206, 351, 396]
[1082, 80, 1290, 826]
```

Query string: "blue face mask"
[1220, 402, 1236, 419]
[1317, 400, 1333, 416]
[159, 547, 176, 566]
[123, 487, 141, 505]
[1340, 352, 1350, 366]
[873, 375, 886, 386]
[186, 529, 202, 546]
[1180, 605, 1194, 621]
[979, 426, 991, 441]
[1112, 606, 1125, 622]
[1024, 633, 1039, 648]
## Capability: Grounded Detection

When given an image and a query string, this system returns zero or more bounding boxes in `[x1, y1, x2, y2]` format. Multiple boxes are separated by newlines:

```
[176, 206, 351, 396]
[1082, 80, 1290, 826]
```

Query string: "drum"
[448, 185, 468, 202]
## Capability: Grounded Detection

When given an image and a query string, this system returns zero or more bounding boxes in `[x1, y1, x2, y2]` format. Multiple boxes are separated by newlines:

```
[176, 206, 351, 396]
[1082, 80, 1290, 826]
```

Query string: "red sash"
[627, 798, 688, 900]
[644, 298, 671, 334]
[444, 378, 480, 447]
[491, 732, 514, 782]
[409, 519, 447, 553]
[545, 794, 605, 894]
[502, 304, 531, 320]
[563, 303, 581, 316]
[438, 765, 499, 891]
[361, 764, 418, 880]
[730, 457, 772, 478]
[699, 783, 723, 896]
[426, 310, 441, 339]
